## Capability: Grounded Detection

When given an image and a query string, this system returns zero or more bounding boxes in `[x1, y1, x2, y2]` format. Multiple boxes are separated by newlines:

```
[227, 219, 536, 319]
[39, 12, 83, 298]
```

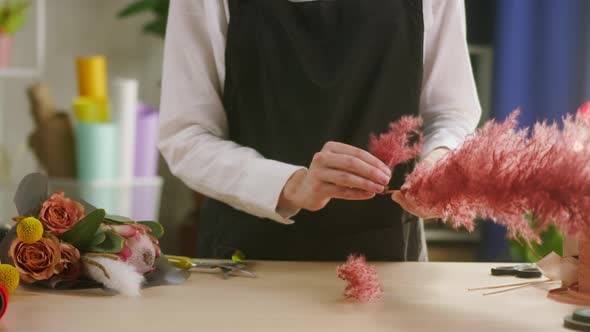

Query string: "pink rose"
[105, 224, 161, 274]
[54, 242, 81, 281]
[39, 191, 85, 234]
[10, 236, 61, 283]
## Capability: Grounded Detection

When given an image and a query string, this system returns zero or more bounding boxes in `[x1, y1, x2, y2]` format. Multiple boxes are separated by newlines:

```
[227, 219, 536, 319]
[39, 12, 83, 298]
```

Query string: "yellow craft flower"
[16, 217, 44, 244]
[0, 264, 19, 293]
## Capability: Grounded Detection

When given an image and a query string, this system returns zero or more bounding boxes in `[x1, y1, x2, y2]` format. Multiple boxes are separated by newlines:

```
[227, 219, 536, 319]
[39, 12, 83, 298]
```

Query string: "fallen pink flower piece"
[337, 255, 383, 302]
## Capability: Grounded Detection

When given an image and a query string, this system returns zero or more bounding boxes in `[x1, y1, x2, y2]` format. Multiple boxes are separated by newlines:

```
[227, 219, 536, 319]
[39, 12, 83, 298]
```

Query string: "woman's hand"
[391, 147, 450, 219]
[279, 141, 392, 212]
[391, 191, 439, 219]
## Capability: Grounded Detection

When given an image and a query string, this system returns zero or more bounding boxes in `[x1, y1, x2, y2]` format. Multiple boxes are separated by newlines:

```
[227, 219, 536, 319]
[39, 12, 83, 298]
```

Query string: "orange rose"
[55, 242, 81, 280]
[39, 191, 85, 234]
[9, 237, 61, 283]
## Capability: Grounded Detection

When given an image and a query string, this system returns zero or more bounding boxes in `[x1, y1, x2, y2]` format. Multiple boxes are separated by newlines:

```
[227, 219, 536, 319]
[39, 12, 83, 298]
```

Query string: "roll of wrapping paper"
[75, 122, 117, 181]
[111, 78, 138, 179]
[76, 55, 108, 99]
[132, 105, 161, 220]
[72, 97, 110, 123]
[135, 104, 159, 177]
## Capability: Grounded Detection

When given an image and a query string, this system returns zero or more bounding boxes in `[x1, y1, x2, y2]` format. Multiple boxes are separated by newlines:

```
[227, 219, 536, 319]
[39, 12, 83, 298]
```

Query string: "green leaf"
[153, 0, 169, 16]
[138, 221, 164, 238]
[104, 214, 133, 224]
[13, 173, 47, 217]
[88, 231, 125, 253]
[61, 209, 106, 250]
[142, 18, 166, 38]
[117, 0, 158, 18]
[4, 13, 25, 34]
[90, 230, 106, 247]
[0, 1, 30, 35]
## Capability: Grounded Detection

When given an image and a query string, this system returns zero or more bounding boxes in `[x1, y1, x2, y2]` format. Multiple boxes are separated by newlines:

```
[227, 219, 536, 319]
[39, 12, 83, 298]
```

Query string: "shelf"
[425, 227, 480, 243]
[0, 0, 45, 80]
[0, 67, 41, 78]
[0, 0, 46, 187]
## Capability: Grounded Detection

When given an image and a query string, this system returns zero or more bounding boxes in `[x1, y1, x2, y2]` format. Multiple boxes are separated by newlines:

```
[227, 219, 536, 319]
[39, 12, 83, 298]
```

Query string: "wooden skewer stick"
[468, 279, 550, 291]
[482, 280, 557, 296]
[378, 189, 396, 195]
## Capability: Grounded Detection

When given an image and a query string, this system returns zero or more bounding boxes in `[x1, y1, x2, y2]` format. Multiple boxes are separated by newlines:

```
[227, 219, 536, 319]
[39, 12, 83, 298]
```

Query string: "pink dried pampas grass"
[401, 106, 590, 242]
[579, 102, 590, 125]
[369, 116, 424, 170]
[337, 255, 383, 302]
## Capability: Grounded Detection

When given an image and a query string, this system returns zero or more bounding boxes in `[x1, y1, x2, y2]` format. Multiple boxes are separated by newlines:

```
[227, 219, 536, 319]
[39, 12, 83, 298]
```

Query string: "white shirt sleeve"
[158, 0, 303, 225]
[420, 0, 482, 157]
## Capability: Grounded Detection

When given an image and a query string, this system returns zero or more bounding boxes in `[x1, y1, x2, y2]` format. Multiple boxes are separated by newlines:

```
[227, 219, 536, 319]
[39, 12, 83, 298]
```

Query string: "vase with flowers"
[0, 0, 29, 68]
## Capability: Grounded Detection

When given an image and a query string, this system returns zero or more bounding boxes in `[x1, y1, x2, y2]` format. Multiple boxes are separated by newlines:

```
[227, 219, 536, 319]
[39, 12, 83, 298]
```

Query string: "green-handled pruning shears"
[166, 255, 256, 279]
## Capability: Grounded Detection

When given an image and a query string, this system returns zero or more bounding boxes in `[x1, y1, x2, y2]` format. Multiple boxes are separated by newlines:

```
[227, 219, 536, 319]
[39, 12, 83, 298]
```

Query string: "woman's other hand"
[391, 191, 439, 219]
[391, 147, 449, 219]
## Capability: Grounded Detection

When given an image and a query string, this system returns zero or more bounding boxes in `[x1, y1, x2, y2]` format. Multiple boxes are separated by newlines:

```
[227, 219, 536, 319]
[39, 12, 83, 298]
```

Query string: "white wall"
[0, 0, 194, 254]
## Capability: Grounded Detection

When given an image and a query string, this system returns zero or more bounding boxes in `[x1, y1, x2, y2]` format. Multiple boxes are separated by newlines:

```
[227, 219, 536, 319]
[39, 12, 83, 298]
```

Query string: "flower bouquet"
[0, 173, 188, 296]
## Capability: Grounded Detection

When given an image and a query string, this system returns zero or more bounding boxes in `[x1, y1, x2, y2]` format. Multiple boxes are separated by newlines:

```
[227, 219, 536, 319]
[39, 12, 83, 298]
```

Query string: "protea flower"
[104, 223, 161, 274]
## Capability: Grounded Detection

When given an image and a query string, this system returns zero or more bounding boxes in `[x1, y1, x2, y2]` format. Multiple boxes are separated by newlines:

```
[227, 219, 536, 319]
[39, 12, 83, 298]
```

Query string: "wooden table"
[0, 262, 578, 331]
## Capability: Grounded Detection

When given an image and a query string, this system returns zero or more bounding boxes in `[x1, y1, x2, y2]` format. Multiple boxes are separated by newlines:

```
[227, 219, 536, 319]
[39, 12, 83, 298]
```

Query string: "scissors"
[166, 255, 256, 279]
[491, 263, 542, 278]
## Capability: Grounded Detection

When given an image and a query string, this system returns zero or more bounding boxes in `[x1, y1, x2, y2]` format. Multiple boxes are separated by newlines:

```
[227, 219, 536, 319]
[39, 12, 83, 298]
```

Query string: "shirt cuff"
[236, 159, 305, 225]
[422, 129, 465, 159]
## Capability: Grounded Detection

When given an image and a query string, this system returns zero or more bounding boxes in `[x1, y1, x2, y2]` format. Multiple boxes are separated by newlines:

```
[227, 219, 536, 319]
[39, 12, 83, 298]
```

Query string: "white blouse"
[158, 0, 482, 225]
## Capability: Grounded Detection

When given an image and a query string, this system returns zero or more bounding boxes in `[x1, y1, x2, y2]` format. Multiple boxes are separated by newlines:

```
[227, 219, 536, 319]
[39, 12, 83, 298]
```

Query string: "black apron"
[197, 0, 426, 261]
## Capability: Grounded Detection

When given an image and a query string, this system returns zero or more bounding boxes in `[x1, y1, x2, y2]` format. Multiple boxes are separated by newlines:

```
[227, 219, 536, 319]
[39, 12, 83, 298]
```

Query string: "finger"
[317, 169, 385, 193]
[391, 190, 437, 219]
[321, 152, 390, 186]
[392, 191, 428, 218]
[391, 191, 410, 208]
[323, 141, 392, 176]
[321, 183, 376, 200]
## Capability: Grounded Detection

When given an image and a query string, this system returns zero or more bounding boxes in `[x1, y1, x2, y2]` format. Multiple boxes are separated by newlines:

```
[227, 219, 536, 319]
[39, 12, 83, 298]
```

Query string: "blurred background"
[0, 0, 588, 261]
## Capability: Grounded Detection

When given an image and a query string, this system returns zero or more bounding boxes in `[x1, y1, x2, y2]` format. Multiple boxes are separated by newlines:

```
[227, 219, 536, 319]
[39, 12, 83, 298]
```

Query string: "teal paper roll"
[75, 122, 118, 181]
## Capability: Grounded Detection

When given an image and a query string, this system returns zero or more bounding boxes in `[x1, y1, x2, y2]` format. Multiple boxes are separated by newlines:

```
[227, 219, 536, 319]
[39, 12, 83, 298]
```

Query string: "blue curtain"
[480, 0, 590, 261]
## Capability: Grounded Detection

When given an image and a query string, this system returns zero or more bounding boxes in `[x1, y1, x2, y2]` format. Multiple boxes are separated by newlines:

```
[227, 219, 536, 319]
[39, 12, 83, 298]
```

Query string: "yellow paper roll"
[73, 96, 110, 123]
[77, 55, 108, 99]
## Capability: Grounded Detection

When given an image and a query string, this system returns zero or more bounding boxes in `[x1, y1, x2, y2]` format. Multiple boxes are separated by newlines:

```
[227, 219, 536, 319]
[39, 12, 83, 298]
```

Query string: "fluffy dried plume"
[401, 108, 590, 242]
[369, 116, 424, 170]
[337, 255, 383, 302]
